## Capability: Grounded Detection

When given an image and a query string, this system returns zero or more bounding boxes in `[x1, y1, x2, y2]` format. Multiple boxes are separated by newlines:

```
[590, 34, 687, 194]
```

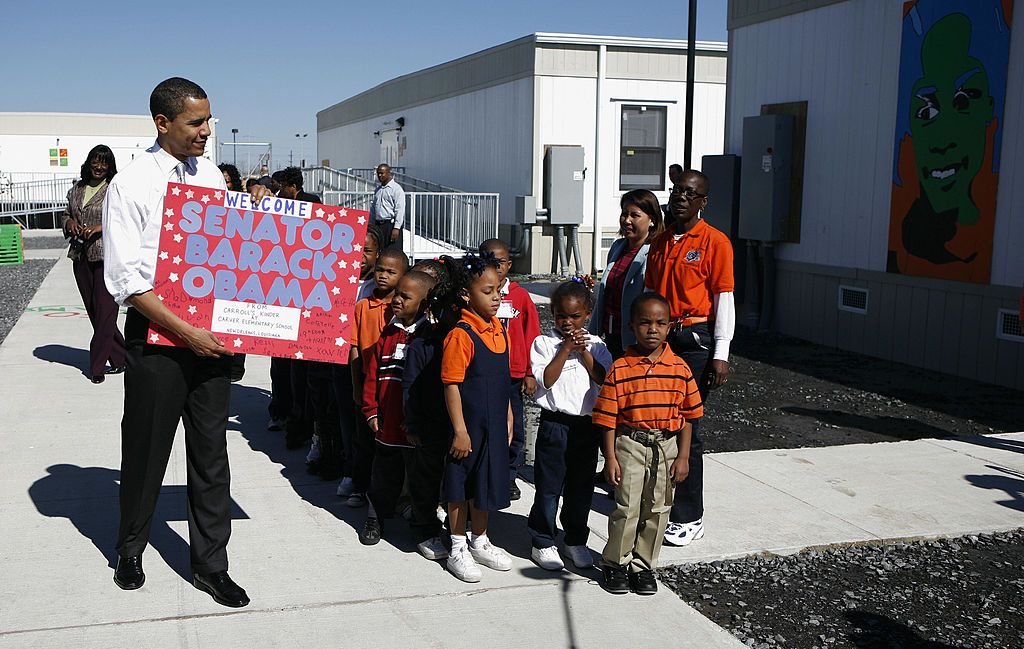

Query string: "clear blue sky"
[1, 0, 728, 172]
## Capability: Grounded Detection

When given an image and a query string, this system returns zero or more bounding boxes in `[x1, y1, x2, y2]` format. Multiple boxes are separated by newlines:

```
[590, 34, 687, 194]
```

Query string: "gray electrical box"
[516, 195, 537, 225]
[738, 115, 794, 242]
[701, 154, 741, 240]
[543, 145, 585, 225]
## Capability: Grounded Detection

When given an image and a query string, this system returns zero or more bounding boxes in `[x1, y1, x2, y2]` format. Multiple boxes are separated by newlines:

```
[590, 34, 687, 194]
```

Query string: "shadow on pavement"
[26, 464, 252, 583]
[227, 383, 417, 555]
[33, 344, 90, 375]
[955, 434, 1024, 455]
[845, 610, 957, 648]
[964, 465, 1024, 513]
[782, 407, 953, 441]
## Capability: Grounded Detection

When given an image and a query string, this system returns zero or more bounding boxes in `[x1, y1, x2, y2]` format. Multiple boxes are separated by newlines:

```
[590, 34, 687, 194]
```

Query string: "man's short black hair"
[150, 77, 208, 120]
[669, 163, 683, 173]
[683, 169, 710, 194]
[277, 166, 303, 189]
[630, 292, 671, 321]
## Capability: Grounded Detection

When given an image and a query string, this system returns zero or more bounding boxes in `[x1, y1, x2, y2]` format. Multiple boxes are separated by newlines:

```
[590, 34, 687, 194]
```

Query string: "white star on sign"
[357, 215, 366, 225]
[172, 255, 182, 265]
[214, 190, 223, 200]
[354, 243, 362, 252]
[352, 261, 360, 270]
[302, 309, 311, 318]
[184, 189, 194, 199]
[165, 208, 174, 217]
[339, 209, 348, 217]
[233, 338, 243, 348]
[173, 233, 183, 243]
[170, 186, 181, 196]
[149, 333, 160, 343]
[294, 351, 304, 359]
[315, 208, 325, 219]
[157, 294, 165, 301]
[348, 275, 357, 284]
[168, 273, 180, 283]
[201, 194, 210, 204]
[327, 214, 336, 222]
[159, 251, 168, 260]
[338, 260, 348, 269]
[188, 305, 197, 314]
[331, 286, 341, 295]
[163, 222, 174, 231]
[335, 336, 345, 346]
[339, 313, 349, 323]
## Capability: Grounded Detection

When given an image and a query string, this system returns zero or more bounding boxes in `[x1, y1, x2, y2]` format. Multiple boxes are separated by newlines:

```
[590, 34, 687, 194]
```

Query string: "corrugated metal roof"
[0, 112, 154, 136]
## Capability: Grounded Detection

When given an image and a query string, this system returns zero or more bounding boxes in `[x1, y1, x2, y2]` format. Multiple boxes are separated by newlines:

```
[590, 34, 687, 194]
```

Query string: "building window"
[619, 105, 667, 190]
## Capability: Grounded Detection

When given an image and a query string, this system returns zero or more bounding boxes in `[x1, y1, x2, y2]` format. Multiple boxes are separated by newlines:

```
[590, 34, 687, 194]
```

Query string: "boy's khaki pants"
[602, 433, 678, 573]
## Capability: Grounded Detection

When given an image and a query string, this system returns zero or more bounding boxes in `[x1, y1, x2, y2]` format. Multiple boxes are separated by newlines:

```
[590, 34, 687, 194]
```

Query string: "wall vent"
[996, 308, 1024, 342]
[838, 285, 868, 314]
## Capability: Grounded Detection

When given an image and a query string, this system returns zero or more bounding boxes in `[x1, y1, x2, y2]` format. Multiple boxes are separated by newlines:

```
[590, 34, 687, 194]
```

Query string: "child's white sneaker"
[563, 544, 594, 569]
[305, 434, 321, 464]
[663, 519, 705, 547]
[417, 536, 450, 561]
[447, 546, 482, 582]
[531, 546, 564, 571]
[469, 537, 512, 571]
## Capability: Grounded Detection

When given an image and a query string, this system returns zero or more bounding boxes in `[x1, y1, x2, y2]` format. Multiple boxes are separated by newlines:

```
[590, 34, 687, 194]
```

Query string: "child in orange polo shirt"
[346, 247, 408, 507]
[592, 292, 703, 596]
[440, 255, 515, 583]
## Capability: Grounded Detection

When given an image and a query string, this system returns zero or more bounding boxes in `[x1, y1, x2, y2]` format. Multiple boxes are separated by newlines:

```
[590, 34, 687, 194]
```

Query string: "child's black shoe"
[359, 517, 382, 545]
[629, 569, 658, 595]
[601, 564, 630, 594]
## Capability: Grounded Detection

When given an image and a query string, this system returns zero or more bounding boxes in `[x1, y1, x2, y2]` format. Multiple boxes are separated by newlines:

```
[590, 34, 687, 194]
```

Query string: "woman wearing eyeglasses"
[61, 144, 126, 384]
[588, 189, 664, 359]
[643, 169, 736, 549]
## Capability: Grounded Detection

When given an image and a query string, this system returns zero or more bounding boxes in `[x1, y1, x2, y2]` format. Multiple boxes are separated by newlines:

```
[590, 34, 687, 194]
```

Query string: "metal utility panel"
[543, 145, 585, 225]
[738, 115, 794, 242]
[516, 195, 537, 225]
[701, 154, 741, 240]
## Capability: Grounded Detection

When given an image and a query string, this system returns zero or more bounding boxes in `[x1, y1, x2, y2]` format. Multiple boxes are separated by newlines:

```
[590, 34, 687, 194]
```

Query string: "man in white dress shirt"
[370, 163, 405, 251]
[103, 77, 271, 608]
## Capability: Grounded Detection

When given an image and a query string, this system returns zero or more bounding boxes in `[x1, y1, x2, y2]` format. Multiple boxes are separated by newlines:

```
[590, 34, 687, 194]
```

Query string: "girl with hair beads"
[440, 254, 514, 582]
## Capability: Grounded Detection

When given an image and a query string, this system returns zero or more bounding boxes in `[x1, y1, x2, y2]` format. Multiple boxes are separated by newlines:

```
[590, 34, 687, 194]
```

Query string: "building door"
[379, 129, 401, 166]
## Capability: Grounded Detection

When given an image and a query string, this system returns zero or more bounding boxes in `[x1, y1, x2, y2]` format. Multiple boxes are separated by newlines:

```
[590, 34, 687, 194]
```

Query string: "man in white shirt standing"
[370, 163, 405, 252]
[103, 77, 271, 608]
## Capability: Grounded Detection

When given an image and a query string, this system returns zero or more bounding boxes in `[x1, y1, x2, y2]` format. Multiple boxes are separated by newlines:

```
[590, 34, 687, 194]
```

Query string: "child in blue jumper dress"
[440, 254, 514, 583]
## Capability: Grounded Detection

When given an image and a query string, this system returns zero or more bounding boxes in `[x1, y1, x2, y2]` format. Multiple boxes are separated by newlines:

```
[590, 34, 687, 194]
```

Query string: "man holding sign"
[103, 77, 272, 608]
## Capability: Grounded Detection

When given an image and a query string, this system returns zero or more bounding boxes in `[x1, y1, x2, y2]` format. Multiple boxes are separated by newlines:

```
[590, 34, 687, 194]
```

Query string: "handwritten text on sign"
[148, 183, 370, 362]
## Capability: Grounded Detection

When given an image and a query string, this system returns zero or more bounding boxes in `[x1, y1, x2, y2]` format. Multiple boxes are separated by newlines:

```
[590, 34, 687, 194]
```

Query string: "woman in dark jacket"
[62, 144, 125, 383]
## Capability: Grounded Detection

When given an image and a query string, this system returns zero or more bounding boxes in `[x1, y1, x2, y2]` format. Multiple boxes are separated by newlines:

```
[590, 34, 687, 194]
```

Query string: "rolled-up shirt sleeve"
[102, 181, 152, 305]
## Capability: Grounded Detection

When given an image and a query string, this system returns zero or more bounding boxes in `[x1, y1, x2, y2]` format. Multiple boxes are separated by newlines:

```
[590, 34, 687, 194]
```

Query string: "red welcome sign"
[148, 183, 369, 363]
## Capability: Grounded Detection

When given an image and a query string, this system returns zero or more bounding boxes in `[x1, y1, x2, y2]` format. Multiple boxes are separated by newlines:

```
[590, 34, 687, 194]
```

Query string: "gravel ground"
[0, 258, 58, 344]
[659, 529, 1024, 649]
[21, 235, 68, 250]
[518, 277, 1023, 458]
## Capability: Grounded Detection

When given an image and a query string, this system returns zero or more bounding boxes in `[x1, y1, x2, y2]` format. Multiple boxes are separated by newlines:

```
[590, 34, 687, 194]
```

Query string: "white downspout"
[591, 44, 606, 274]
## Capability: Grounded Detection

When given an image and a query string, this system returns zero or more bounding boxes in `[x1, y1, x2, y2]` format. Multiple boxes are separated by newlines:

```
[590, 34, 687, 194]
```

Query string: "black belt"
[616, 427, 677, 446]
[540, 409, 592, 426]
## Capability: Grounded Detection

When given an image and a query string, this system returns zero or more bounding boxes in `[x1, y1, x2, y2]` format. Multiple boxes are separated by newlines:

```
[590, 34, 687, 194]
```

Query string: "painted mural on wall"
[887, 0, 1014, 284]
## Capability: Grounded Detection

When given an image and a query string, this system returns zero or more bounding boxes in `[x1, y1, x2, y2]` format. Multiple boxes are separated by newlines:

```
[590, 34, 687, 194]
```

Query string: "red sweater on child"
[499, 279, 541, 379]
[362, 317, 426, 448]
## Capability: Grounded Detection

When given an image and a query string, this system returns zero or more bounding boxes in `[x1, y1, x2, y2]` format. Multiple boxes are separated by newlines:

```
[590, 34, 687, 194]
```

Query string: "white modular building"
[0, 112, 219, 182]
[317, 33, 727, 273]
[723, 0, 1023, 389]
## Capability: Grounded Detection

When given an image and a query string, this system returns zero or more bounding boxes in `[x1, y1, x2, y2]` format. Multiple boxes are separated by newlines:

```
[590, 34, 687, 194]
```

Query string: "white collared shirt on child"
[530, 329, 613, 416]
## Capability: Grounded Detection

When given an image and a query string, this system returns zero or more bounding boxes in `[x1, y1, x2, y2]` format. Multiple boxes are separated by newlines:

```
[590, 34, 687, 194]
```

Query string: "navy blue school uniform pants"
[527, 409, 599, 549]
[508, 377, 525, 483]
[666, 321, 714, 525]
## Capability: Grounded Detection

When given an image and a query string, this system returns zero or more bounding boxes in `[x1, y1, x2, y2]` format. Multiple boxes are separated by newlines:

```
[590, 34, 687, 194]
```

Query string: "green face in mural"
[909, 13, 994, 225]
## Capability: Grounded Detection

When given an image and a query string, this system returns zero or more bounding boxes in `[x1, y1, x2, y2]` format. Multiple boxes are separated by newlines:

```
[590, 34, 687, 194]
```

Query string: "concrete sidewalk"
[2, 257, 1022, 648]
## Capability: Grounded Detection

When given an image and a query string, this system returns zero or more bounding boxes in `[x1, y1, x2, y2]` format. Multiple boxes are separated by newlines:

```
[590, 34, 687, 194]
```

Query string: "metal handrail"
[0, 176, 77, 228]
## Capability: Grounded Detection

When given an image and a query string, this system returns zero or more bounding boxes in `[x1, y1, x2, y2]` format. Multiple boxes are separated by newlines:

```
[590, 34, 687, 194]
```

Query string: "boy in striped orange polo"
[592, 293, 703, 595]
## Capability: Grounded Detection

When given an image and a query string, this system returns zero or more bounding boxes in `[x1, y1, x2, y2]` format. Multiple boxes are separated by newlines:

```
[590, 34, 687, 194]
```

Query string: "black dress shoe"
[629, 569, 658, 595]
[105, 365, 126, 375]
[91, 375, 105, 384]
[113, 556, 145, 590]
[601, 564, 630, 594]
[509, 481, 522, 501]
[194, 571, 250, 608]
[359, 517, 382, 545]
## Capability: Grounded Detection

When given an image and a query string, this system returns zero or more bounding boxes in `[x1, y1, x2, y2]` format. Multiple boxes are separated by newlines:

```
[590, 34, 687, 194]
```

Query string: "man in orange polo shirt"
[644, 169, 735, 547]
